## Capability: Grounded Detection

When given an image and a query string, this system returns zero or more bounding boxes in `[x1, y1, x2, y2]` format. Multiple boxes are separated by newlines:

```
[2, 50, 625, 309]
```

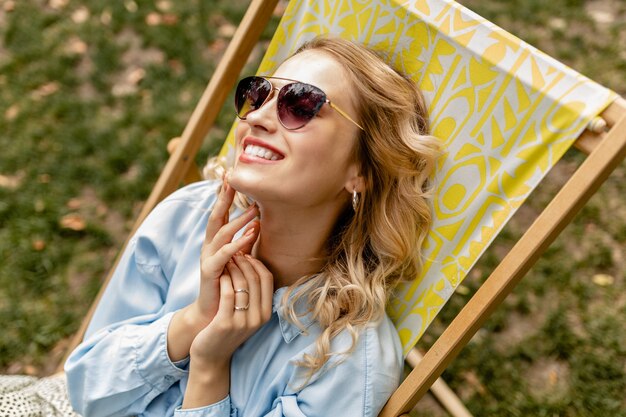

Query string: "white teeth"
[244, 144, 281, 161]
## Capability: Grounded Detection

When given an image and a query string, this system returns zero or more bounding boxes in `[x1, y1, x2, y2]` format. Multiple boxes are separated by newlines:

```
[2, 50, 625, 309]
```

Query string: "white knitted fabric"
[0, 374, 80, 417]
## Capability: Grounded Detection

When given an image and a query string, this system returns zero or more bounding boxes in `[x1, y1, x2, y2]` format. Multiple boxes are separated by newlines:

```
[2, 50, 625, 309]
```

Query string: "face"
[229, 50, 363, 210]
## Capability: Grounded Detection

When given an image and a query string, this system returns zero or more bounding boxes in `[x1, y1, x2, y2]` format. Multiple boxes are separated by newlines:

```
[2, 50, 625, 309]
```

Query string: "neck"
[251, 202, 347, 289]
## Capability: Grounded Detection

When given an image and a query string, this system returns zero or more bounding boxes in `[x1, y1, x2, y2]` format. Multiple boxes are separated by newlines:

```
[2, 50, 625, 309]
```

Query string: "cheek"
[297, 132, 353, 169]
[234, 123, 247, 148]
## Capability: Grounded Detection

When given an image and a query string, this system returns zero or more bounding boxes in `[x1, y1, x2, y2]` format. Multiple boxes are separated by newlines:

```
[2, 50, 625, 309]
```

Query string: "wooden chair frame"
[59, 1, 626, 416]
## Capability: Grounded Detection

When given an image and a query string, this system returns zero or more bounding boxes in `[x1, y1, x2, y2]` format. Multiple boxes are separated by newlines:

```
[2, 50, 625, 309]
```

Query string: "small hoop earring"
[352, 189, 360, 212]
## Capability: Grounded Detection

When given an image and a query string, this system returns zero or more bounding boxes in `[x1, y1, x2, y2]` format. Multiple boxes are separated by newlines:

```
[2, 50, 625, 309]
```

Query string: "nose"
[243, 87, 279, 132]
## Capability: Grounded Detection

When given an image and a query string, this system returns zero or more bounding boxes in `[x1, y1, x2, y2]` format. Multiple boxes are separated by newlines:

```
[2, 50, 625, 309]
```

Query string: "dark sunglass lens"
[235, 77, 272, 118]
[277, 83, 325, 129]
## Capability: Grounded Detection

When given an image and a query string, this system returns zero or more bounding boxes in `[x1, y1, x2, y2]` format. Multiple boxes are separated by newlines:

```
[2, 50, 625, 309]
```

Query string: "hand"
[182, 248, 273, 409]
[189, 253, 274, 369]
[182, 252, 273, 409]
[167, 179, 260, 363]
[189, 179, 260, 331]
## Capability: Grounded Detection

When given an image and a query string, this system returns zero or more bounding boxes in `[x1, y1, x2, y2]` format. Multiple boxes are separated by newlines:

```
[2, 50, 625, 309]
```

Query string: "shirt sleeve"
[64, 183, 215, 417]
[174, 395, 236, 417]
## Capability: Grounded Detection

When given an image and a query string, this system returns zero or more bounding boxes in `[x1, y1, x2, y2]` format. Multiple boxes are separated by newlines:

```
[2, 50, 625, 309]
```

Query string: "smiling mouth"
[243, 144, 284, 161]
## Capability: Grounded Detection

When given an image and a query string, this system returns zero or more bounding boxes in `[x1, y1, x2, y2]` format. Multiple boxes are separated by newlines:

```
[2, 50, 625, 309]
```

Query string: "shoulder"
[332, 314, 403, 368]
[357, 315, 404, 415]
[129, 180, 221, 266]
[158, 179, 222, 210]
[362, 315, 403, 378]
[305, 313, 403, 381]
[137, 179, 221, 232]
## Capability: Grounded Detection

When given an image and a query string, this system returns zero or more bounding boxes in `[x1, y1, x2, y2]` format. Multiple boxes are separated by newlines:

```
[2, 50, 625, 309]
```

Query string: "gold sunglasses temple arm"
[327, 101, 365, 131]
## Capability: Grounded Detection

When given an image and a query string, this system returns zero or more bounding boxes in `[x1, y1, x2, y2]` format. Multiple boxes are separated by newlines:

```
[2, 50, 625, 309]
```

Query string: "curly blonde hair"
[206, 36, 440, 383]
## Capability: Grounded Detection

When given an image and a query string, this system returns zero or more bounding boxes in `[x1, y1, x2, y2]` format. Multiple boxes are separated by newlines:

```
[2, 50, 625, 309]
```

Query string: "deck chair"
[58, 0, 626, 416]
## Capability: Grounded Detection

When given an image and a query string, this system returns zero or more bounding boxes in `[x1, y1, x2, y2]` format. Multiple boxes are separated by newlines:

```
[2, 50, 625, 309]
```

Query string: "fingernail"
[244, 254, 253, 260]
[244, 228, 255, 237]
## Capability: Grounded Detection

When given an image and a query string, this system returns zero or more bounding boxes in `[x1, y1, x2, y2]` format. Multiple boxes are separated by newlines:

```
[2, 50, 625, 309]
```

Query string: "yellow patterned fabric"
[219, 0, 616, 354]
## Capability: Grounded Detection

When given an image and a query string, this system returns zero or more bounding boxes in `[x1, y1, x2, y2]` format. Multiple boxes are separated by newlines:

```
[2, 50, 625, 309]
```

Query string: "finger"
[217, 273, 235, 318]
[239, 220, 260, 255]
[222, 179, 231, 225]
[226, 261, 250, 312]
[205, 179, 236, 243]
[233, 254, 261, 318]
[201, 228, 258, 278]
[207, 204, 258, 253]
[245, 255, 274, 321]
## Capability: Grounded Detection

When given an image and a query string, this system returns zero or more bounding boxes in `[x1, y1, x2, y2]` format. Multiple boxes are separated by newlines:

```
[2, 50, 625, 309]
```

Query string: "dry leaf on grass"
[128, 67, 146, 84]
[462, 370, 487, 395]
[65, 37, 88, 55]
[0, 173, 23, 189]
[32, 239, 46, 251]
[548, 369, 559, 386]
[31, 82, 60, 100]
[100, 9, 112, 25]
[124, 0, 137, 13]
[156, 0, 172, 12]
[146, 12, 161, 26]
[456, 284, 470, 295]
[48, 0, 69, 10]
[592, 273, 614, 286]
[71, 6, 90, 23]
[66, 197, 83, 210]
[208, 39, 228, 55]
[24, 365, 38, 376]
[146, 12, 178, 26]
[5, 104, 19, 121]
[112, 67, 145, 96]
[60, 213, 87, 231]
[218, 23, 236, 38]
[3, 1, 15, 12]
[161, 13, 178, 26]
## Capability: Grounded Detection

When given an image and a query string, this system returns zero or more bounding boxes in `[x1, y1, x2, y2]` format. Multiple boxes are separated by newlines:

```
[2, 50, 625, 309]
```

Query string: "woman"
[65, 36, 440, 417]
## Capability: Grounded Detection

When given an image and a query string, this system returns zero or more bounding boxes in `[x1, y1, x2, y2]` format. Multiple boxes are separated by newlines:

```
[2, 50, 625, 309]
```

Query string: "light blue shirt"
[65, 180, 403, 417]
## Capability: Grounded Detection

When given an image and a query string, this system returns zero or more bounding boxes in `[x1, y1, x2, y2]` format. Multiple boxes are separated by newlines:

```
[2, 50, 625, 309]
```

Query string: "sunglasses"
[235, 76, 364, 131]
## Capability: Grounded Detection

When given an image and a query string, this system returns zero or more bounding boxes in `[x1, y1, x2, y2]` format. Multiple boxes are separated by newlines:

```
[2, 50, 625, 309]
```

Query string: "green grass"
[1, 0, 624, 415]
[0, 0, 279, 373]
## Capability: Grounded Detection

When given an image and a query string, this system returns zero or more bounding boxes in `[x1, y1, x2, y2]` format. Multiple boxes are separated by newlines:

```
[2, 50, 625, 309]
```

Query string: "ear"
[344, 163, 366, 194]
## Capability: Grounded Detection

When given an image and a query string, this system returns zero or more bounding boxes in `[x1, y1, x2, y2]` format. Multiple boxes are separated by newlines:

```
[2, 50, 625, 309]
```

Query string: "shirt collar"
[272, 286, 316, 343]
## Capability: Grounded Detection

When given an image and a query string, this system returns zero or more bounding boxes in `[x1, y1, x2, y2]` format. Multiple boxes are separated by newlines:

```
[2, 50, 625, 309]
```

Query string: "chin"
[230, 169, 301, 208]
[228, 168, 264, 200]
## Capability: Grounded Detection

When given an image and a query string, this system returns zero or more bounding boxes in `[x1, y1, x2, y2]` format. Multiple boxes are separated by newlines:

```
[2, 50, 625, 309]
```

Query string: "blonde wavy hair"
[205, 36, 440, 383]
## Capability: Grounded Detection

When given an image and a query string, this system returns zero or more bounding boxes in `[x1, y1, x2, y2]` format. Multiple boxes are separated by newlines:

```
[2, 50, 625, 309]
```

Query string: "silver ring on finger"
[234, 288, 249, 311]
